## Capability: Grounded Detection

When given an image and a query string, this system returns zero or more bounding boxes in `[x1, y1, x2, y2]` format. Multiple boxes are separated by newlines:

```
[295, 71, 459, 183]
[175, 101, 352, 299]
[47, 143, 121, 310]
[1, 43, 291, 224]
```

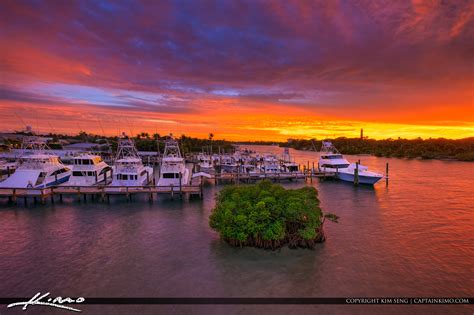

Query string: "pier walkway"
[0, 171, 335, 205]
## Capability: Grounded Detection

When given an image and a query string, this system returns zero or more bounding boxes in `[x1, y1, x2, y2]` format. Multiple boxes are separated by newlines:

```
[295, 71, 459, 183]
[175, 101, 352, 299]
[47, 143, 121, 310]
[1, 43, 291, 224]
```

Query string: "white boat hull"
[336, 172, 383, 185]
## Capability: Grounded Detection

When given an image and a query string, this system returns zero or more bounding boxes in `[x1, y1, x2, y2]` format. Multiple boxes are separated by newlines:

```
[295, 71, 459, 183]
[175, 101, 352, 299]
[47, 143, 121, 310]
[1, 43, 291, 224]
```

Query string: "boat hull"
[336, 172, 383, 185]
[37, 174, 71, 188]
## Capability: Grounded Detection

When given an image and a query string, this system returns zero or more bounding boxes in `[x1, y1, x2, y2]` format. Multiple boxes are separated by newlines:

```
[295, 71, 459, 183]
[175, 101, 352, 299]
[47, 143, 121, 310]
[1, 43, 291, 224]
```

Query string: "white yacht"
[337, 163, 384, 185]
[196, 152, 214, 173]
[157, 136, 190, 188]
[318, 141, 383, 185]
[0, 137, 71, 188]
[258, 154, 280, 173]
[280, 147, 299, 173]
[220, 154, 239, 173]
[110, 137, 153, 186]
[66, 153, 112, 186]
[240, 163, 259, 175]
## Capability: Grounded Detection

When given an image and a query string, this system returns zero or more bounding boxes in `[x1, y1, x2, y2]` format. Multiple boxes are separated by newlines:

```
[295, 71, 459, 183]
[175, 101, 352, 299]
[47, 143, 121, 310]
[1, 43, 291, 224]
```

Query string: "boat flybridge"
[110, 136, 153, 186]
[66, 153, 112, 186]
[318, 141, 383, 185]
[280, 147, 299, 173]
[0, 136, 71, 188]
[157, 136, 190, 188]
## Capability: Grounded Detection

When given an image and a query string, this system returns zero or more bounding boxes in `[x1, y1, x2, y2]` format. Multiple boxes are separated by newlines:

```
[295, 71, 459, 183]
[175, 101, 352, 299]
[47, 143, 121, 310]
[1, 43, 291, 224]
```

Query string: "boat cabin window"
[163, 173, 180, 179]
[321, 155, 343, 160]
[72, 170, 95, 177]
[117, 174, 137, 180]
[99, 167, 111, 175]
[35, 172, 46, 186]
[321, 164, 349, 169]
[51, 168, 70, 176]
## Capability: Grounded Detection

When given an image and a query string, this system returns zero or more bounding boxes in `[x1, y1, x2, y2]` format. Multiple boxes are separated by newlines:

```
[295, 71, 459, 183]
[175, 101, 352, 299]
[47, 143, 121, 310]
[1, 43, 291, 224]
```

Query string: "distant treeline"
[3, 131, 473, 161]
[3, 131, 235, 154]
[282, 137, 474, 161]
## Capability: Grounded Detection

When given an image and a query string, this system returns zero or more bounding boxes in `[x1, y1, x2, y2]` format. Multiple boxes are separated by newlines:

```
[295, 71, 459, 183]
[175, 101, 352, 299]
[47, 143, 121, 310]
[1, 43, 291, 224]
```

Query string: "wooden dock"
[0, 171, 336, 205]
[0, 182, 204, 205]
[214, 171, 335, 184]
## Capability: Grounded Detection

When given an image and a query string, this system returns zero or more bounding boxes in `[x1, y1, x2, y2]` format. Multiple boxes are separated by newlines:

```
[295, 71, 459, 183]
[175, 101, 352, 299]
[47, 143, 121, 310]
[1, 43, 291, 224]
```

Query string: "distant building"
[360, 128, 364, 139]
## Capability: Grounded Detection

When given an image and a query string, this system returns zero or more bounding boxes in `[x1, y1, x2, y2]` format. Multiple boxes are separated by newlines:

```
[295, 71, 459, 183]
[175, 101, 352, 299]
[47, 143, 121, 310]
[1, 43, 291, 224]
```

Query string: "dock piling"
[149, 186, 153, 202]
[179, 173, 183, 199]
[354, 162, 359, 186]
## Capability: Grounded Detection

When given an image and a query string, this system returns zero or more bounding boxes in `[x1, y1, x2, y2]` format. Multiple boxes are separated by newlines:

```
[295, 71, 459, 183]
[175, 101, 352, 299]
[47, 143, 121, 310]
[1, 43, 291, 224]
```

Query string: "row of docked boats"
[194, 144, 383, 185]
[195, 147, 300, 175]
[0, 135, 190, 189]
[0, 136, 384, 188]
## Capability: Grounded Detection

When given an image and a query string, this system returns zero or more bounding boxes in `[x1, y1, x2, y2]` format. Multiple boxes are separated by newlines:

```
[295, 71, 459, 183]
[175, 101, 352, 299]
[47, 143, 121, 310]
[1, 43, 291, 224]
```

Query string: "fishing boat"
[238, 161, 259, 175]
[258, 154, 280, 173]
[318, 141, 383, 185]
[66, 153, 112, 186]
[220, 154, 239, 173]
[110, 136, 153, 186]
[157, 136, 190, 188]
[0, 137, 71, 188]
[196, 152, 214, 173]
[280, 147, 299, 173]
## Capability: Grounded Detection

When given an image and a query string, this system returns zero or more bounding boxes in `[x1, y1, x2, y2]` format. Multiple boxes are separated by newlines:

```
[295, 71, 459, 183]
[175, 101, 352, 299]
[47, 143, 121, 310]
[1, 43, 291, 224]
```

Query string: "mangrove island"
[209, 181, 339, 250]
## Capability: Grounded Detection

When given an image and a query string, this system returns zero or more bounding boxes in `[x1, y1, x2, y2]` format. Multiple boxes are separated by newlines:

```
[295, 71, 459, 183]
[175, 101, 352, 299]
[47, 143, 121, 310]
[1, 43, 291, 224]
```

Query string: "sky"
[0, 0, 473, 141]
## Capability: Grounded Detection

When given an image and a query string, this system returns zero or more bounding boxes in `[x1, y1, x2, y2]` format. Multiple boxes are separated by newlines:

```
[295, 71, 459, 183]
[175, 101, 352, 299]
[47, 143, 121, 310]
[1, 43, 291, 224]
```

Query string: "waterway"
[1, 145, 472, 314]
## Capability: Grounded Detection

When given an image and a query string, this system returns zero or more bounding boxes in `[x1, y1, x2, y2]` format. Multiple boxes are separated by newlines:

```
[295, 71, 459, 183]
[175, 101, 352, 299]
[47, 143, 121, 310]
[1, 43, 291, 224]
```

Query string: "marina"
[1, 1, 472, 313]
[1, 146, 472, 315]
[2, 134, 379, 205]
[0, 170, 336, 204]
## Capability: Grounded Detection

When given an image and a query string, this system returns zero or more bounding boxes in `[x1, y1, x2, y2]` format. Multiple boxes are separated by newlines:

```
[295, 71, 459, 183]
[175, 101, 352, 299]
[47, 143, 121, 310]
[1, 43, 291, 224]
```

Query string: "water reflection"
[0, 146, 473, 314]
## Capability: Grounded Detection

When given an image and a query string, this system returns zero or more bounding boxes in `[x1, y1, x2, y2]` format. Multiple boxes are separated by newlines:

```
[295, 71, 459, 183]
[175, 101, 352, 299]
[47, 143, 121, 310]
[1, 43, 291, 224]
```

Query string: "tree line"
[282, 137, 474, 161]
[1, 131, 235, 154]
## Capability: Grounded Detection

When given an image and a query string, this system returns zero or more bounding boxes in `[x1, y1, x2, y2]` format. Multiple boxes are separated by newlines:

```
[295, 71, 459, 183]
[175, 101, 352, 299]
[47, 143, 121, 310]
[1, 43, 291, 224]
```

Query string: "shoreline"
[286, 147, 474, 162]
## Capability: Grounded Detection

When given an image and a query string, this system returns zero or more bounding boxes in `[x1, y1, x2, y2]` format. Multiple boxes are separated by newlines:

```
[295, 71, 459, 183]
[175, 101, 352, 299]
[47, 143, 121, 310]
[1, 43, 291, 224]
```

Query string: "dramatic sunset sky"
[1, 0, 473, 141]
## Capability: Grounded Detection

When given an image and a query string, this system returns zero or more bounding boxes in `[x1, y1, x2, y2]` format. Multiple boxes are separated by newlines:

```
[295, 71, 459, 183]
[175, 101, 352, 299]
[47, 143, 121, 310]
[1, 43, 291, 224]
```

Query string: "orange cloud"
[1, 1, 473, 141]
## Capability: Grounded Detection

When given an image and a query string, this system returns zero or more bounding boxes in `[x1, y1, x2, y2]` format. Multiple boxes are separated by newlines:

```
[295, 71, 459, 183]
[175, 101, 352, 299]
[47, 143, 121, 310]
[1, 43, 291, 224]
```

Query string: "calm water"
[1, 146, 473, 314]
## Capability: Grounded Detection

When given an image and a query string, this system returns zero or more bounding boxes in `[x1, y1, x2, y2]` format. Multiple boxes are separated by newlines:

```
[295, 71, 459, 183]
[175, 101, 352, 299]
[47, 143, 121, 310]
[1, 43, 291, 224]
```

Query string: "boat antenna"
[13, 111, 28, 132]
[47, 121, 57, 135]
[98, 119, 107, 137]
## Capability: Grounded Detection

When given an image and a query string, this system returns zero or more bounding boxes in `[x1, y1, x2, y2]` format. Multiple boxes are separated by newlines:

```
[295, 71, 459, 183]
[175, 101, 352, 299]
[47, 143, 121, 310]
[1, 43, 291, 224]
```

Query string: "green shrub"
[209, 181, 338, 249]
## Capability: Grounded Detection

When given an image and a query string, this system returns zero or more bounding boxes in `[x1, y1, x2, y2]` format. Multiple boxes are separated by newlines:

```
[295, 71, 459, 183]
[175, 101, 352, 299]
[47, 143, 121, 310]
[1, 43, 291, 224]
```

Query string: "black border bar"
[1, 298, 473, 305]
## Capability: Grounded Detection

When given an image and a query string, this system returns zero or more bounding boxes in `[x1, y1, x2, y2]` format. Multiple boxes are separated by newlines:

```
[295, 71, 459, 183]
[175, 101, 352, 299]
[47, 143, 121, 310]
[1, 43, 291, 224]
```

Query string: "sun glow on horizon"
[1, 1, 473, 141]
